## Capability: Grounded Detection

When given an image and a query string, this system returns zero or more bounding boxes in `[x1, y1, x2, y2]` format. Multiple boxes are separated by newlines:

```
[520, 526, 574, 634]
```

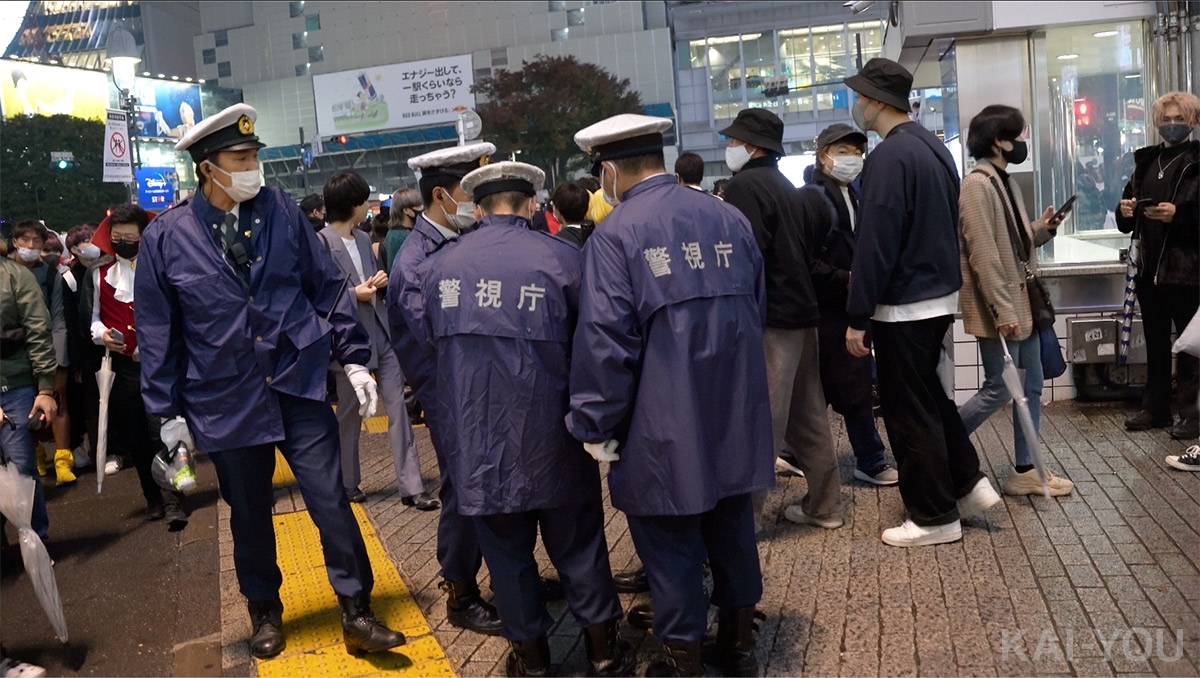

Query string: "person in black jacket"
[804, 124, 897, 487]
[845, 58, 996, 548]
[721, 108, 844, 531]
[1116, 91, 1200, 440]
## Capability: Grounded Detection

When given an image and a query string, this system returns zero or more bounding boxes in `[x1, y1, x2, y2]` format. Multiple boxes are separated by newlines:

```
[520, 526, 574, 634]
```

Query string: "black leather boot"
[163, 491, 188, 531]
[626, 602, 654, 631]
[583, 620, 635, 677]
[247, 600, 286, 659]
[504, 635, 551, 677]
[338, 593, 405, 655]
[440, 579, 503, 635]
[714, 606, 759, 677]
[645, 639, 703, 677]
[612, 567, 649, 593]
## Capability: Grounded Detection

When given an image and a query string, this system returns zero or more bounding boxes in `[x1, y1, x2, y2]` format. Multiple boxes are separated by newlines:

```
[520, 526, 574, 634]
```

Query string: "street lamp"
[106, 26, 142, 201]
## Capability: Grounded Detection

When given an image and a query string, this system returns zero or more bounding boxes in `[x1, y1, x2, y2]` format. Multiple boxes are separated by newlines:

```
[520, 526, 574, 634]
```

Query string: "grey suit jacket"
[318, 226, 389, 368]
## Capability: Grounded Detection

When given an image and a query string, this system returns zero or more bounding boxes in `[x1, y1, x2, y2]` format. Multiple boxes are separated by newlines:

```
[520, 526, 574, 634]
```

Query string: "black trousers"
[627, 493, 762, 643]
[871, 316, 984, 526]
[473, 500, 622, 642]
[1137, 280, 1199, 420]
[422, 401, 484, 584]
[108, 354, 171, 507]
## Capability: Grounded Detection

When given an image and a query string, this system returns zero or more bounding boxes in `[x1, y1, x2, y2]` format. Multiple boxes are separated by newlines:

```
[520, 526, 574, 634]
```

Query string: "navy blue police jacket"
[135, 186, 371, 453]
[416, 213, 601, 515]
[565, 174, 775, 516]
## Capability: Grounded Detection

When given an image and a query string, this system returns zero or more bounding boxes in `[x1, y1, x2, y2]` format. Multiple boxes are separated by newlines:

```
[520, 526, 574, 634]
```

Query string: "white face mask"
[16, 246, 41, 263]
[77, 243, 101, 261]
[441, 191, 477, 232]
[206, 161, 262, 203]
[828, 155, 864, 184]
[601, 162, 620, 206]
[725, 143, 754, 172]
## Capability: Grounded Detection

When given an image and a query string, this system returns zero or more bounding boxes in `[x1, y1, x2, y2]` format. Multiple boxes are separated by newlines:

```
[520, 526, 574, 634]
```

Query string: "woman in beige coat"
[957, 104, 1074, 497]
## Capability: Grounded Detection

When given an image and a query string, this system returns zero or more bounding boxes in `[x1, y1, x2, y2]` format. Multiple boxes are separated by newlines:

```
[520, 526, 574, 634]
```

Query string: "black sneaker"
[1124, 410, 1172, 431]
[1166, 445, 1200, 471]
[1168, 417, 1198, 440]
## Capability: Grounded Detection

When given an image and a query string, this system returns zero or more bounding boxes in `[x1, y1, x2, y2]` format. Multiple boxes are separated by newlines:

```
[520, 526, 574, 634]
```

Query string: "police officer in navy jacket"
[136, 103, 404, 659]
[567, 114, 775, 677]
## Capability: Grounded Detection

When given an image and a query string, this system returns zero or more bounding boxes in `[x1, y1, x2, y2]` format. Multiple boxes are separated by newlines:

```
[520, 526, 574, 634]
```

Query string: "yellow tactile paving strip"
[260, 445, 454, 677]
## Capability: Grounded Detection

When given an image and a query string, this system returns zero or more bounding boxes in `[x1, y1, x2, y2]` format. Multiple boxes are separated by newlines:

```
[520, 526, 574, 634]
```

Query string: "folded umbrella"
[1118, 238, 1139, 366]
[0, 459, 68, 642]
[998, 338, 1051, 499]
[95, 349, 114, 492]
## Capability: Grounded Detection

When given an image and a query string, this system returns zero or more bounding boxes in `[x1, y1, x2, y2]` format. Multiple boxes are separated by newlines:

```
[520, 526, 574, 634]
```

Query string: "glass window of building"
[308, 45, 323, 62]
[292, 31, 307, 49]
[213, 29, 228, 47]
[289, 1, 305, 18]
[548, 0, 566, 11]
[742, 32, 776, 106]
[202, 48, 216, 65]
[567, 9, 584, 26]
[217, 61, 232, 78]
[305, 14, 320, 31]
[296, 63, 310, 77]
[551, 28, 568, 42]
[1036, 21, 1145, 245]
[812, 24, 848, 111]
[707, 35, 744, 121]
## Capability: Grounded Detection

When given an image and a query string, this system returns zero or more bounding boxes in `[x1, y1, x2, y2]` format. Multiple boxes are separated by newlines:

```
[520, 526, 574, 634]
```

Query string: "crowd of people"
[0, 58, 1196, 677]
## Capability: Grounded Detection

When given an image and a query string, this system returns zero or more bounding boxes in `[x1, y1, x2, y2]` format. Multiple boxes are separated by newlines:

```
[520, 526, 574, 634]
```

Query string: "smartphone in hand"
[109, 328, 125, 343]
[1048, 195, 1077, 225]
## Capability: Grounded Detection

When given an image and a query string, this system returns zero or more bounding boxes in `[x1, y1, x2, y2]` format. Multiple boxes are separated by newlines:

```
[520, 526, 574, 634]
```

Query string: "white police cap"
[460, 161, 545, 200]
[406, 142, 496, 179]
[574, 114, 672, 174]
[175, 103, 265, 162]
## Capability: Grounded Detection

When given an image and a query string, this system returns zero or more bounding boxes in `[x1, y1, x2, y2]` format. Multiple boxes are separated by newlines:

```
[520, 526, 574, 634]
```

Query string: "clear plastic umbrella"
[999, 339, 1051, 499]
[0, 458, 69, 642]
[95, 349, 114, 493]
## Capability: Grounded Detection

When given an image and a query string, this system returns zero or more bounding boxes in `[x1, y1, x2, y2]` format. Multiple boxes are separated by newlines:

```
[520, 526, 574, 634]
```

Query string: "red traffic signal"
[1074, 100, 1091, 127]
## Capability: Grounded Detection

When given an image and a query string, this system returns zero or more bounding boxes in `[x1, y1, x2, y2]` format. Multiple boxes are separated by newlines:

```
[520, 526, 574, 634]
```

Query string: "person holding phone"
[1116, 91, 1200, 440]
[84, 204, 190, 528]
[956, 105, 1075, 498]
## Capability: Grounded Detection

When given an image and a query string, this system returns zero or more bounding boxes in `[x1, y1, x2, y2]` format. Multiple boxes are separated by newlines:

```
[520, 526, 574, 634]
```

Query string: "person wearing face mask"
[386, 142, 506, 637]
[1116, 91, 1200, 440]
[82, 204, 192, 524]
[417, 162, 633, 677]
[136, 103, 403, 659]
[568, 114, 773, 677]
[957, 105, 1074, 499]
[719, 108, 845, 533]
[63, 223, 99, 470]
[844, 58, 997, 548]
[383, 187, 422, 274]
[803, 124, 898, 488]
[7, 220, 71, 485]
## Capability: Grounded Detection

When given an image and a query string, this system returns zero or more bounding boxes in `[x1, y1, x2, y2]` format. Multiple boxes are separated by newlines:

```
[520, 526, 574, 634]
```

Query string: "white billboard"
[312, 54, 474, 136]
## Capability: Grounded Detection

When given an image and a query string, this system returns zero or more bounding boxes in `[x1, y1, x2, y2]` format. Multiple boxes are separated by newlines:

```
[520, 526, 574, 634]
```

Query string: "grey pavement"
[220, 400, 1200, 677]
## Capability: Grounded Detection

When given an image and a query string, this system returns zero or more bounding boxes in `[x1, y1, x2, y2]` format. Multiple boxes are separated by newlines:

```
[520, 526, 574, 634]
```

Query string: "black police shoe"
[583, 620, 635, 677]
[400, 491, 440, 511]
[541, 576, 564, 601]
[440, 580, 503, 635]
[626, 602, 654, 631]
[1169, 417, 1199, 440]
[247, 599, 286, 659]
[1125, 410, 1172, 431]
[713, 606, 760, 677]
[339, 593, 405, 655]
[505, 635, 551, 677]
[645, 639, 702, 677]
[612, 567, 649, 594]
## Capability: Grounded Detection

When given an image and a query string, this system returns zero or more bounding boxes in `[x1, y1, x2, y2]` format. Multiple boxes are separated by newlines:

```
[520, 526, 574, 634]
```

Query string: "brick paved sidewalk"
[249, 400, 1200, 676]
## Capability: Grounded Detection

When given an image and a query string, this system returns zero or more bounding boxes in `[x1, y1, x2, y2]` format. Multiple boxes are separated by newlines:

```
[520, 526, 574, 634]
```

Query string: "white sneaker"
[104, 458, 123, 476]
[0, 656, 47, 678]
[72, 439, 91, 469]
[1002, 468, 1074, 497]
[774, 455, 804, 477]
[854, 464, 899, 486]
[783, 505, 844, 529]
[957, 476, 1001, 519]
[881, 519, 962, 547]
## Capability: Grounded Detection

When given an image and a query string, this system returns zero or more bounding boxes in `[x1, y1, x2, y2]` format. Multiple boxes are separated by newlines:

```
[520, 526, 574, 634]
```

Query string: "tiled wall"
[950, 311, 1124, 406]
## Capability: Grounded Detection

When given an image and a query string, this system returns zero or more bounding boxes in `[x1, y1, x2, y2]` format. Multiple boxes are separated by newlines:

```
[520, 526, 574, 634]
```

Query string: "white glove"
[90, 321, 108, 346]
[161, 416, 193, 451]
[584, 439, 620, 463]
[344, 364, 379, 418]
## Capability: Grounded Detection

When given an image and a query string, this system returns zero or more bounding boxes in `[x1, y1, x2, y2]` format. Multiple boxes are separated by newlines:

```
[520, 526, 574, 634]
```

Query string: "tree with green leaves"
[1, 114, 128, 231]
[472, 55, 643, 186]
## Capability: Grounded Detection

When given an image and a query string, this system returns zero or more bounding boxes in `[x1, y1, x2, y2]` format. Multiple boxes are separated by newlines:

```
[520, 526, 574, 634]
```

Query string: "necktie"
[222, 212, 238, 252]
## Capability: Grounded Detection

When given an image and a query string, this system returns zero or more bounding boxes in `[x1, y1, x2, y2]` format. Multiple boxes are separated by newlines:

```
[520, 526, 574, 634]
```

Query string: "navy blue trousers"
[473, 500, 622, 642]
[422, 399, 484, 584]
[627, 493, 762, 643]
[208, 392, 373, 603]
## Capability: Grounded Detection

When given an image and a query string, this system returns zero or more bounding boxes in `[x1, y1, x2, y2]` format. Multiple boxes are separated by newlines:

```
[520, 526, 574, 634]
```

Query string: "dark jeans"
[872, 316, 984, 526]
[1137, 280, 1199, 420]
[109, 354, 171, 507]
[208, 392, 373, 603]
[818, 315, 887, 471]
[0, 385, 49, 539]
[627, 493, 762, 643]
[473, 501, 622, 642]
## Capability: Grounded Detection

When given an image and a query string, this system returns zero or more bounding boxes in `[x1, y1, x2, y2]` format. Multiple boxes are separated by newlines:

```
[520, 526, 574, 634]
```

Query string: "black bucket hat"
[719, 108, 785, 156]
[844, 58, 914, 112]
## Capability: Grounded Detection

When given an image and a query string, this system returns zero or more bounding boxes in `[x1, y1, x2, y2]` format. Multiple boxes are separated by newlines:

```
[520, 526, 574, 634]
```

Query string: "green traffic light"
[57, 159, 69, 169]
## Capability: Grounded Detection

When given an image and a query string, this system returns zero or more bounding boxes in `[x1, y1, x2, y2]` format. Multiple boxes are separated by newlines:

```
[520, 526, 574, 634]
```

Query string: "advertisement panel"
[0, 59, 108, 121]
[312, 53, 474, 136]
[131, 79, 203, 140]
[136, 166, 179, 208]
